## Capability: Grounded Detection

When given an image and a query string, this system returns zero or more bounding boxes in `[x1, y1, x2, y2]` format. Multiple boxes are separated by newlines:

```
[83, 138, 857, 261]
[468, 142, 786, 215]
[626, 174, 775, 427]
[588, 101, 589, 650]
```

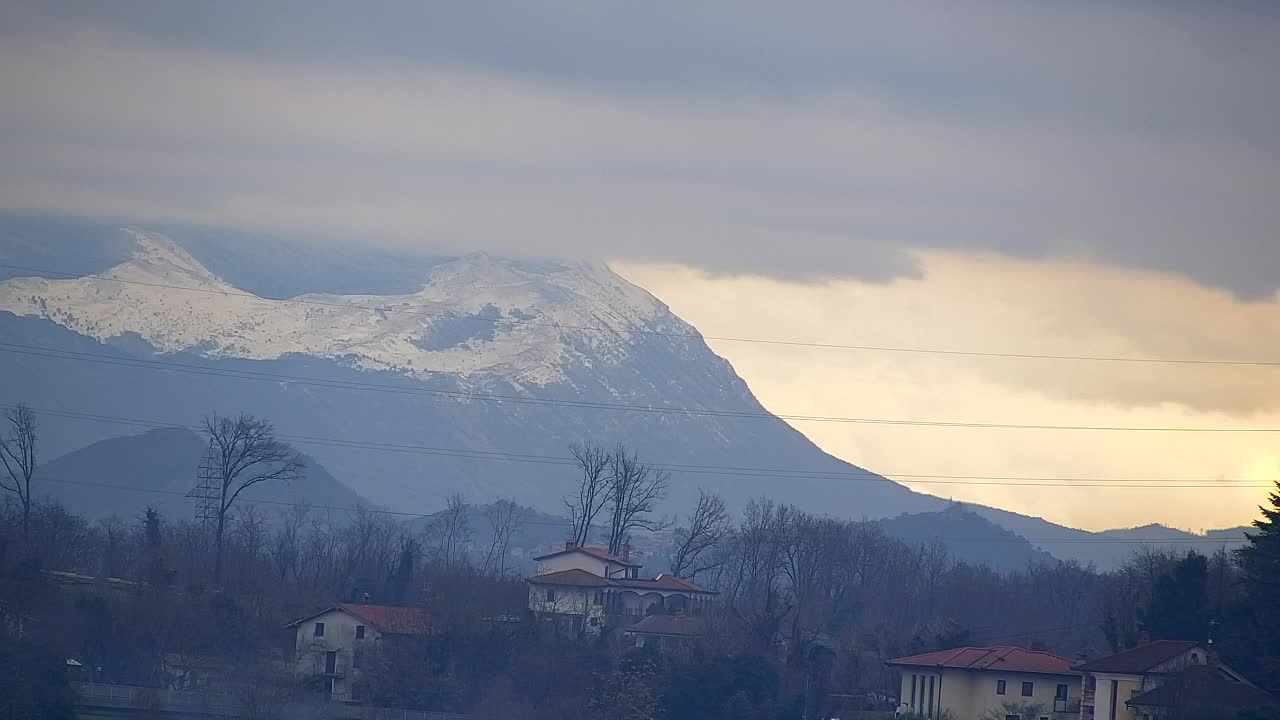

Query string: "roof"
[532, 545, 640, 567]
[887, 646, 1076, 675]
[526, 569, 612, 588]
[1074, 641, 1202, 674]
[626, 614, 705, 637]
[284, 603, 431, 635]
[526, 569, 717, 594]
[1127, 665, 1278, 710]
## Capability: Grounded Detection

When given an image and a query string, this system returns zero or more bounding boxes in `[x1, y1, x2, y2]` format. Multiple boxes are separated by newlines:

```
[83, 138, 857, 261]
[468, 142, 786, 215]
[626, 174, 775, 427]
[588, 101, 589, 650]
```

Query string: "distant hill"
[969, 507, 1252, 569]
[879, 506, 1058, 572]
[33, 427, 370, 521]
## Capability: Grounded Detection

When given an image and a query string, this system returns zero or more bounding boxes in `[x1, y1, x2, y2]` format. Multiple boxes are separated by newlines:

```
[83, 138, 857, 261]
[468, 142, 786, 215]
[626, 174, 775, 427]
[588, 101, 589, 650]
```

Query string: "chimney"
[565, 540, 577, 551]
[623, 543, 631, 561]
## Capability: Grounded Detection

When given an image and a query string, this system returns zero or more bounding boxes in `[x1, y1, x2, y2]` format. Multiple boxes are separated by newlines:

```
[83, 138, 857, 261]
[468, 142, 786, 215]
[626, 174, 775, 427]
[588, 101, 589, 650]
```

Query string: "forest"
[1, 407, 1279, 719]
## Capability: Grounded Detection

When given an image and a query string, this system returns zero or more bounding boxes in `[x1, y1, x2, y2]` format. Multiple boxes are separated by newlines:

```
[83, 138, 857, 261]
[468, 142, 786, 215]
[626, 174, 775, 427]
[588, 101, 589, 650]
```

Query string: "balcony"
[1054, 698, 1082, 715]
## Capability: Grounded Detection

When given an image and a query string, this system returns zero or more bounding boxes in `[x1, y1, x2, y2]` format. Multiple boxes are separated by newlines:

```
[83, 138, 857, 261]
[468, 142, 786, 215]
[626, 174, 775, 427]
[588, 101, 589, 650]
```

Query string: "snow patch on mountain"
[0, 229, 677, 387]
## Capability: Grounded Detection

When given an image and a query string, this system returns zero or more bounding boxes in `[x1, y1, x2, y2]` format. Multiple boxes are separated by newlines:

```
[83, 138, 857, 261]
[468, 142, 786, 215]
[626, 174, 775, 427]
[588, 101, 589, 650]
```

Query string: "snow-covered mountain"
[0, 222, 941, 521]
[0, 218, 1248, 569]
[0, 228, 673, 387]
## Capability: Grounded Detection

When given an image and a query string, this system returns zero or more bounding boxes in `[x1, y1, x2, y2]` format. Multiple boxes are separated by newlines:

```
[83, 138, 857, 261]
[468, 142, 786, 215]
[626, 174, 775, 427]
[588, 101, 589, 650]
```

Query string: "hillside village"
[2, 409, 1279, 719]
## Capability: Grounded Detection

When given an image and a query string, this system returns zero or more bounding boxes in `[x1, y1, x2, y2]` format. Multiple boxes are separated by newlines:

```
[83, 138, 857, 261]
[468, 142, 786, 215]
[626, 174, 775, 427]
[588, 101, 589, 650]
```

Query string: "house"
[1126, 663, 1278, 719]
[1073, 641, 1209, 720]
[285, 602, 431, 702]
[526, 541, 717, 636]
[1074, 641, 1274, 720]
[624, 613, 704, 650]
[886, 646, 1082, 720]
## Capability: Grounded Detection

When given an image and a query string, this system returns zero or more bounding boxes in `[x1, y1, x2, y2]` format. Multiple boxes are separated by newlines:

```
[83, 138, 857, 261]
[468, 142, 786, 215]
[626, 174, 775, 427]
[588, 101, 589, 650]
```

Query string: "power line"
[30, 476, 1250, 544]
[3, 260, 1278, 368]
[6, 343, 1280, 433]
[12, 404, 1278, 489]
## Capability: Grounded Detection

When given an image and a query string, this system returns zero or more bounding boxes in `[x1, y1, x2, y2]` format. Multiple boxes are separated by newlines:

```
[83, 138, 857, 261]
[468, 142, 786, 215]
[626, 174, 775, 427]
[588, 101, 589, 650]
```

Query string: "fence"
[73, 682, 467, 720]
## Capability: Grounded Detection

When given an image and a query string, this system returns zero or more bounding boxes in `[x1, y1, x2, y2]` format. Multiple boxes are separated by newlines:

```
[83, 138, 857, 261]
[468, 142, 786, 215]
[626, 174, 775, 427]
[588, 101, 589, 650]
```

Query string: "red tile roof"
[1074, 641, 1201, 674]
[626, 614, 705, 637]
[532, 546, 640, 567]
[526, 569, 716, 594]
[526, 569, 613, 587]
[285, 603, 431, 635]
[336, 603, 431, 635]
[887, 646, 1075, 675]
[616, 575, 715, 594]
[1127, 665, 1278, 710]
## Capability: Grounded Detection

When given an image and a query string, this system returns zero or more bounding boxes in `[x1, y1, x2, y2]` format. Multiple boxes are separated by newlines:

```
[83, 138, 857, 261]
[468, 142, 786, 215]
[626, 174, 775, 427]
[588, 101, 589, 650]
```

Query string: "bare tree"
[203, 412, 305, 588]
[0, 403, 38, 544]
[564, 441, 611, 547]
[669, 490, 729, 579]
[268, 503, 308, 586]
[432, 493, 471, 568]
[605, 444, 670, 555]
[482, 499, 523, 577]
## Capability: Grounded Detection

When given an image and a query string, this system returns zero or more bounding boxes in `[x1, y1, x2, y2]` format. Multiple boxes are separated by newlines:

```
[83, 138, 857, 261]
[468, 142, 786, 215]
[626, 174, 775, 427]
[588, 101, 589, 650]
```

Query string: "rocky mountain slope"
[0, 220, 939, 522]
[0, 216, 1250, 569]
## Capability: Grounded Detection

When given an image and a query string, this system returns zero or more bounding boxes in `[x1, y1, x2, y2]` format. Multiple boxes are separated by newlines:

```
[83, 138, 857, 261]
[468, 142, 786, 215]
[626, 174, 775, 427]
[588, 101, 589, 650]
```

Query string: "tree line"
[3, 406, 1280, 718]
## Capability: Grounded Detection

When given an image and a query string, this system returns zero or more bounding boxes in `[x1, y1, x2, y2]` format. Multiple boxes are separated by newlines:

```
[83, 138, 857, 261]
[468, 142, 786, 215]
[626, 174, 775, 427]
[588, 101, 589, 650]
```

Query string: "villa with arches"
[525, 541, 717, 636]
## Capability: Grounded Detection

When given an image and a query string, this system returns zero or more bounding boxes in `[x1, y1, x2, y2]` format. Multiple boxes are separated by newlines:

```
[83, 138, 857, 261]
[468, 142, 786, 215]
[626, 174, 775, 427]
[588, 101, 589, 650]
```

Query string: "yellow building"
[1073, 641, 1208, 720]
[888, 646, 1082, 720]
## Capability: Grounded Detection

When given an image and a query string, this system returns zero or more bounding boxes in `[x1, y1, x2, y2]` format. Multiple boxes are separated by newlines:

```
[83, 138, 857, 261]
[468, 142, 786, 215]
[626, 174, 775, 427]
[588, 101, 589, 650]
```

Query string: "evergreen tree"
[1237, 482, 1280, 690]
[1139, 551, 1209, 643]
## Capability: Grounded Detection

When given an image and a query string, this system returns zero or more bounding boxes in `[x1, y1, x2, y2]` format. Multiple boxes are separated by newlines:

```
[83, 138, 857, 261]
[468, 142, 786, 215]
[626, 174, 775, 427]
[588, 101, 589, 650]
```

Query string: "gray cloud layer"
[2, 1, 1278, 293]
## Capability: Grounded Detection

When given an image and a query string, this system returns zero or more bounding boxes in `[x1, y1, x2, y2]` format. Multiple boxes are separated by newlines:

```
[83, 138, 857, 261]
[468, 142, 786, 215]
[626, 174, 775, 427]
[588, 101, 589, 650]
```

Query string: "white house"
[285, 602, 431, 702]
[886, 646, 1082, 720]
[526, 541, 717, 636]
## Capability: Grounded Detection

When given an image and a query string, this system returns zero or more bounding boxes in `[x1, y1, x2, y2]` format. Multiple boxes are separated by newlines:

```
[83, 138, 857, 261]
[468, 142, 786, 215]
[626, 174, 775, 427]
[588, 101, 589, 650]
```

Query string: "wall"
[899, 668, 1080, 720]
[527, 585, 607, 633]
[293, 609, 378, 702]
[538, 553, 610, 577]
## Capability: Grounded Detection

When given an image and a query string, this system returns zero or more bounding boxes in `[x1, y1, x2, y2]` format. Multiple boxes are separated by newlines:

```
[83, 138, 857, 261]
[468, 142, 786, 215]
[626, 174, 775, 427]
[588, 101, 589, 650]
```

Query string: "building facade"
[285, 602, 431, 702]
[1072, 641, 1239, 720]
[526, 542, 716, 636]
[887, 646, 1082, 720]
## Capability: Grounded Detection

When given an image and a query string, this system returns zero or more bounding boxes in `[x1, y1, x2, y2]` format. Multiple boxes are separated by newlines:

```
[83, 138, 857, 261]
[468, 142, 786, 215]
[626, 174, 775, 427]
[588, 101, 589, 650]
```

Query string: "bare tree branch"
[605, 443, 670, 556]
[669, 490, 729, 579]
[481, 498, 523, 577]
[203, 412, 304, 588]
[564, 441, 611, 547]
[0, 403, 38, 544]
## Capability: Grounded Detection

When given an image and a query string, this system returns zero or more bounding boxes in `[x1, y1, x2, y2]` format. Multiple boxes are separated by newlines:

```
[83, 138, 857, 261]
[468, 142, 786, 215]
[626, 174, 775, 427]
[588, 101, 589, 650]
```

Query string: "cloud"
[1, 2, 1279, 293]
[615, 255, 1280, 531]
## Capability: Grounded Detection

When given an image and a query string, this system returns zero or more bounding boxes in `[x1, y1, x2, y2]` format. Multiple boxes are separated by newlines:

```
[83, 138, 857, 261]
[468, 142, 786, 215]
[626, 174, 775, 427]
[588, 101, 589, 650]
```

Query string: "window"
[545, 588, 556, 602]
[997, 680, 1007, 695]
[324, 651, 337, 674]
[351, 682, 363, 701]
[352, 650, 362, 670]
[314, 622, 325, 638]
[355, 625, 365, 639]
[1022, 681, 1034, 697]
[1005, 715, 1019, 720]
[911, 675, 918, 707]
[593, 590, 604, 606]
[1056, 684, 1068, 700]
[927, 676, 935, 717]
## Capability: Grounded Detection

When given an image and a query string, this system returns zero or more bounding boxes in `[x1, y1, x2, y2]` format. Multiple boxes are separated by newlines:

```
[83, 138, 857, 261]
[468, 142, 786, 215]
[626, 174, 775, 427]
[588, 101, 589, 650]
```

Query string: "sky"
[2, 1, 1278, 530]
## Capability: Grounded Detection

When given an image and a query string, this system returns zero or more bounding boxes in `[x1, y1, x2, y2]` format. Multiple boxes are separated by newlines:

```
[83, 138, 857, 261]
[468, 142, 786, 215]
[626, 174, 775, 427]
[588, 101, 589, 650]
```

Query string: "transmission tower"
[188, 439, 221, 531]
